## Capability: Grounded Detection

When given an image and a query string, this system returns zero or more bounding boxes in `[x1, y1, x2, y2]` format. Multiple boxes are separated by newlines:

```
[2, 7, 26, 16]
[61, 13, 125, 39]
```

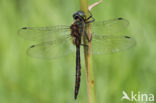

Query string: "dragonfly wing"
[18, 25, 70, 42]
[27, 37, 74, 59]
[91, 35, 136, 54]
[91, 18, 129, 36]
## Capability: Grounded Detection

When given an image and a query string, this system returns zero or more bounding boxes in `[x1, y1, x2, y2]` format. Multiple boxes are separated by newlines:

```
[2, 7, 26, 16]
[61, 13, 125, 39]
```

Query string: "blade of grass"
[80, 0, 96, 103]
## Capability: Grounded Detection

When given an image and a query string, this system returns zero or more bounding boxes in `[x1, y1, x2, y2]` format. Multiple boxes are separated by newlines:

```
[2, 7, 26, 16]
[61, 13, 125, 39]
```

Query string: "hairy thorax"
[70, 20, 84, 46]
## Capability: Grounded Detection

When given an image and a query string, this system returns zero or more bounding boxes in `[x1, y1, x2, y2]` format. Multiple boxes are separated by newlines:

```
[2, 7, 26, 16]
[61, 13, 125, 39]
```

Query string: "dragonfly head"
[73, 10, 86, 20]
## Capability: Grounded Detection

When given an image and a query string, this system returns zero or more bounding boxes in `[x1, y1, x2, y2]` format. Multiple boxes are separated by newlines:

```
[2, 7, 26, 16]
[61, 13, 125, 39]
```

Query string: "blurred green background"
[0, 0, 156, 103]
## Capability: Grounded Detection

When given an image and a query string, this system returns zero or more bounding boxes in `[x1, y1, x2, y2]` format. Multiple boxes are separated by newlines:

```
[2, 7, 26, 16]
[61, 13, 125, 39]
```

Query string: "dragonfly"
[18, 10, 136, 100]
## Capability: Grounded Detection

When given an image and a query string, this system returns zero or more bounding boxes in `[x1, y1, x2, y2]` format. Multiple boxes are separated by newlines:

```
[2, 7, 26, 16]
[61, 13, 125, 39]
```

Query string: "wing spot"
[118, 18, 123, 20]
[124, 36, 131, 38]
[22, 27, 27, 29]
[30, 45, 35, 48]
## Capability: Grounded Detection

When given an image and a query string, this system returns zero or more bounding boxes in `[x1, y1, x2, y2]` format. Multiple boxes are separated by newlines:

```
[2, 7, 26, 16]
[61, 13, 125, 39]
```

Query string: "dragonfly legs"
[84, 11, 93, 42]
[84, 31, 92, 42]
[86, 11, 95, 23]
[81, 44, 88, 47]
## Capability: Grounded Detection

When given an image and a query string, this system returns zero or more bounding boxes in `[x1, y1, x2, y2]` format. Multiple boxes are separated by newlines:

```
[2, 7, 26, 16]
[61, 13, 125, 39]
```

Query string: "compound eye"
[73, 15, 78, 20]
[73, 11, 86, 20]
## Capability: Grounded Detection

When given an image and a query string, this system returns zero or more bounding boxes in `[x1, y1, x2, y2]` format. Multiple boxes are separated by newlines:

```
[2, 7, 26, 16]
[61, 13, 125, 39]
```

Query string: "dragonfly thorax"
[70, 20, 84, 46]
[70, 11, 86, 46]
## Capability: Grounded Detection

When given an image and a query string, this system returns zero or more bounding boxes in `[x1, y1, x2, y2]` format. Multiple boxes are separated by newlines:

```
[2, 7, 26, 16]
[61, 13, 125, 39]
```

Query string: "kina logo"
[121, 91, 154, 102]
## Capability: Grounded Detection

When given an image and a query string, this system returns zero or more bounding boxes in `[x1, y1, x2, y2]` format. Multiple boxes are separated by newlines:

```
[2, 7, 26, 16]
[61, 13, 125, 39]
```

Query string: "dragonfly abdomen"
[70, 20, 84, 46]
[75, 45, 81, 99]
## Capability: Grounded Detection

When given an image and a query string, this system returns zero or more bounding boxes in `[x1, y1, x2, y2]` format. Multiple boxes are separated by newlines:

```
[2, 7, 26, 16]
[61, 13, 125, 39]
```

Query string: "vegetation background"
[0, 0, 155, 103]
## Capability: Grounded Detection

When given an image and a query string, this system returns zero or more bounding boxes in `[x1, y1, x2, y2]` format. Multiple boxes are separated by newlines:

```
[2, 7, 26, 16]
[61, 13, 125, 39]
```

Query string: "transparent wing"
[27, 37, 75, 59]
[18, 25, 70, 42]
[91, 18, 129, 35]
[91, 35, 136, 54]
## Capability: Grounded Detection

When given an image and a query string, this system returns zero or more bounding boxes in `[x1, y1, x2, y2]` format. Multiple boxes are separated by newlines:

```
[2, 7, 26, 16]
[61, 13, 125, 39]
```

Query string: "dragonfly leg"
[84, 31, 92, 42]
[86, 11, 95, 23]
[80, 44, 88, 47]
[89, 33, 92, 42]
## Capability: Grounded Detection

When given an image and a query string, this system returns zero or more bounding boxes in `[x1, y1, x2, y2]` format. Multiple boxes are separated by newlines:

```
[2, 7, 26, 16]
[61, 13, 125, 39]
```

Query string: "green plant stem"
[80, 0, 96, 103]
